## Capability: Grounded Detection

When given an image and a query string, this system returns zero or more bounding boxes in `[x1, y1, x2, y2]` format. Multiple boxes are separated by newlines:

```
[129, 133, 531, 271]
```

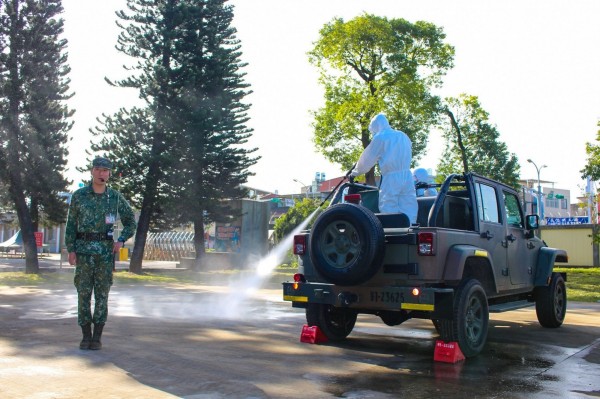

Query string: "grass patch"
[113, 271, 188, 284]
[555, 267, 600, 303]
[0, 270, 73, 286]
[275, 263, 297, 271]
[0, 272, 47, 285]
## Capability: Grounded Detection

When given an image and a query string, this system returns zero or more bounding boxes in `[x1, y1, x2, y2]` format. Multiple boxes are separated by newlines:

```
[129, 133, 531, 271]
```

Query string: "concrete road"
[0, 269, 598, 399]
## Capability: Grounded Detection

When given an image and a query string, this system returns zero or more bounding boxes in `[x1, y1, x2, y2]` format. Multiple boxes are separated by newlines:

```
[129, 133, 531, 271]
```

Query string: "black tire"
[309, 203, 385, 286]
[439, 279, 489, 358]
[379, 310, 411, 326]
[306, 303, 357, 341]
[431, 319, 442, 335]
[535, 272, 566, 328]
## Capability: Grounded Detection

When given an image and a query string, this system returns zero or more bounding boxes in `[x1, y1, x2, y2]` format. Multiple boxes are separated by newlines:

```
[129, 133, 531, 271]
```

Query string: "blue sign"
[545, 217, 589, 225]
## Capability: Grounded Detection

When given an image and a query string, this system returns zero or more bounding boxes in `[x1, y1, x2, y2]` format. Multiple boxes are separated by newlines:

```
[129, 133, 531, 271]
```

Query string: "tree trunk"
[192, 216, 206, 271]
[129, 198, 152, 274]
[7, 182, 39, 273]
[445, 108, 469, 173]
[365, 168, 377, 187]
[128, 135, 164, 273]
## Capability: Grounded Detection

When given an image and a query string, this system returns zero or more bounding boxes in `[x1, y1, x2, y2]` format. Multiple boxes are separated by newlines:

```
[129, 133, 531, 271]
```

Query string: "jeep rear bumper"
[282, 282, 455, 319]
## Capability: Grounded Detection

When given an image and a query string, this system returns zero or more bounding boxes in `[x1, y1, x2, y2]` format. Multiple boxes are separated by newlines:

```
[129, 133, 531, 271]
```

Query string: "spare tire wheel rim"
[322, 220, 360, 268]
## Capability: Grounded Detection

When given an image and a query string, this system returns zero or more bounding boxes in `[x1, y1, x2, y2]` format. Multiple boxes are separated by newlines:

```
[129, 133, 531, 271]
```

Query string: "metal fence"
[144, 232, 195, 261]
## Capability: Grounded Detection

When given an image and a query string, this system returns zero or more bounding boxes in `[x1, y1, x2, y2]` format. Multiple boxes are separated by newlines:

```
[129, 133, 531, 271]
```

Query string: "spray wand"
[316, 164, 356, 209]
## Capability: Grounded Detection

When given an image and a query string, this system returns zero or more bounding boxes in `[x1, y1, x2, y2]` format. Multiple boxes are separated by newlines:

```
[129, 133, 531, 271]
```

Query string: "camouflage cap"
[92, 157, 112, 169]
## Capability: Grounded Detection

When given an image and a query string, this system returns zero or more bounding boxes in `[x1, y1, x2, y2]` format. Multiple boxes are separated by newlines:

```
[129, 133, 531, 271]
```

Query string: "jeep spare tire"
[310, 203, 385, 286]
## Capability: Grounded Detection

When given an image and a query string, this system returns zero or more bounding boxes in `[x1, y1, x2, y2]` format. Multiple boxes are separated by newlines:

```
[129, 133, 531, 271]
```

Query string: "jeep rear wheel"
[439, 279, 489, 357]
[535, 272, 566, 328]
[309, 203, 385, 286]
[431, 319, 442, 335]
[306, 303, 357, 341]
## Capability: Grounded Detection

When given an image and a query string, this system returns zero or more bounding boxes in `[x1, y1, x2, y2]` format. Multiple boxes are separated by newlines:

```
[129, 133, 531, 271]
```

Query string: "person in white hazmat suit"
[350, 113, 418, 224]
[414, 167, 438, 197]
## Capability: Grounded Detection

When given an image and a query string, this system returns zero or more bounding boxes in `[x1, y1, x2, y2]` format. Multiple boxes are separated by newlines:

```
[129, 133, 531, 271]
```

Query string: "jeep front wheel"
[306, 303, 357, 341]
[439, 279, 489, 357]
[535, 272, 566, 328]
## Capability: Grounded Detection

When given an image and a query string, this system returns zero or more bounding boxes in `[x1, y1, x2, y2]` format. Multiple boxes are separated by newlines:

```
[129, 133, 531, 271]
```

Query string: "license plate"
[370, 290, 404, 304]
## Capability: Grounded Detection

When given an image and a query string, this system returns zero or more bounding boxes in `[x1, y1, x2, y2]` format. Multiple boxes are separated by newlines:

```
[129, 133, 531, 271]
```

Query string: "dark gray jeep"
[283, 172, 568, 357]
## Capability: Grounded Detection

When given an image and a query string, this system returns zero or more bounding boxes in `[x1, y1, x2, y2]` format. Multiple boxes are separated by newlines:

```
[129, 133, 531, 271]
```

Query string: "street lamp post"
[293, 179, 309, 198]
[527, 159, 547, 229]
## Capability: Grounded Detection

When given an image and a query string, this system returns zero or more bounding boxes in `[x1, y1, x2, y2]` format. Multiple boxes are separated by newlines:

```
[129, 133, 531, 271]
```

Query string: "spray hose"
[317, 164, 356, 209]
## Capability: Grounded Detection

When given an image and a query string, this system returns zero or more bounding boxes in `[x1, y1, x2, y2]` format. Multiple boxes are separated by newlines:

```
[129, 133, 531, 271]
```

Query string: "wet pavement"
[0, 255, 599, 398]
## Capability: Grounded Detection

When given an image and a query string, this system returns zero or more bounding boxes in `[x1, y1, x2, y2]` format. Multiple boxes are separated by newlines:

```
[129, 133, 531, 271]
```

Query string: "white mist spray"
[215, 207, 321, 319]
[256, 207, 320, 276]
[111, 208, 323, 321]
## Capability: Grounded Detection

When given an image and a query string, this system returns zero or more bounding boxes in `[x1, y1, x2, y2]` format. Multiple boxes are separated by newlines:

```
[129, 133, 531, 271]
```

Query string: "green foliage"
[438, 94, 520, 187]
[90, 0, 258, 267]
[309, 14, 455, 176]
[581, 121, 600, 181]
[0, 0, 73, 272]
[273, 198, 322, 243]
[554, 268, 600, 302]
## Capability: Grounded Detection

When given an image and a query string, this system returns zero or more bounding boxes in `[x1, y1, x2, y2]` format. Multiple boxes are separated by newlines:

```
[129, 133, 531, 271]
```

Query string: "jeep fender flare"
[443, 245, 497, 285]
[534, 247, 568, 286]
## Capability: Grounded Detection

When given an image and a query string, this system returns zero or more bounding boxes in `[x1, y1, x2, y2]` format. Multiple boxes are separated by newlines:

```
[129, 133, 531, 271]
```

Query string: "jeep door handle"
[480, 231, 494, 240]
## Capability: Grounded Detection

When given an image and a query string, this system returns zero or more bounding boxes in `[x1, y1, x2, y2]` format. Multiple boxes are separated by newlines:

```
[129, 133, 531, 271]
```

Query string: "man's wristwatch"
[117, 237, 126, 244]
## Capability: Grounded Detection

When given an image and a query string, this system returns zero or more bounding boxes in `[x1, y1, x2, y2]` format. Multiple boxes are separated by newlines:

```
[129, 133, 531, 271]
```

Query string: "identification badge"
[105, 214, 116, 224]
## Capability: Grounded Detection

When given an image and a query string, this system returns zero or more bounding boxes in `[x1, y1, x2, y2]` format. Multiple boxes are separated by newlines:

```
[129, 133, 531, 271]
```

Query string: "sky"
[60, 0, 600, 200]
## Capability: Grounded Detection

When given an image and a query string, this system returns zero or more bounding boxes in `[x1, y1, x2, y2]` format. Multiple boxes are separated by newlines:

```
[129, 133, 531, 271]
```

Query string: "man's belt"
[76, 232, 112, 241]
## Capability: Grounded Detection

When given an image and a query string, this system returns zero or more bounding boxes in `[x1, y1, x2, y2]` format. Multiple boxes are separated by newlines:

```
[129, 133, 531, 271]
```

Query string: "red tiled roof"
[319, 177, 345, 192]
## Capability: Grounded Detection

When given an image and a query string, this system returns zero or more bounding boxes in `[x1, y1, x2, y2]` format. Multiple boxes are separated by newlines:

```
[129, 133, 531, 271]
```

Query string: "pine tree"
[91, 0, 257, 272]
[0, 0, 72, 273]
[167, 0, 258, 260]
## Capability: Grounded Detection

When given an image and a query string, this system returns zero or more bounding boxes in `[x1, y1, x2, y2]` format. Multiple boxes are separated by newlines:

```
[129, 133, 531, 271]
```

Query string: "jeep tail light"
[418, 232, 435, 256]
[344, 193, 361, 204]
[293, 235, 306, 255]
[292, 274, 305, 290]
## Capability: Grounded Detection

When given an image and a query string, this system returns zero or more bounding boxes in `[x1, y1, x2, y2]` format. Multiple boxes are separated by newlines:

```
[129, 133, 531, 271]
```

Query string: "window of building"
[546, 198, 568, 210]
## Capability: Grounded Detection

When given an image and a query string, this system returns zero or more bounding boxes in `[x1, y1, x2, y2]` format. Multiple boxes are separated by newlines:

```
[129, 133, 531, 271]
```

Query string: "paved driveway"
[0, 268, 598, 398]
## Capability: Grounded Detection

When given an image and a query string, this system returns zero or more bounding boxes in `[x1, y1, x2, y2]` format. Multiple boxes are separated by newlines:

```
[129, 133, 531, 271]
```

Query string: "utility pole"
[293, 179, 309, 198]
[527, 159, 546, 237]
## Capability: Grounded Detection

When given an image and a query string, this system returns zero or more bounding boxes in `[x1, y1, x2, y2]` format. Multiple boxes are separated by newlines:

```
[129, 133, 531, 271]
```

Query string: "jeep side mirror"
[526, 214, 539, 230]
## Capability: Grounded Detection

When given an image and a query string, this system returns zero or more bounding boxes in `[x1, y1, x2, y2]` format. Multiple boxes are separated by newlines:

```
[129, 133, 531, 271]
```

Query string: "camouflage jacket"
[65, 185, 137, 255]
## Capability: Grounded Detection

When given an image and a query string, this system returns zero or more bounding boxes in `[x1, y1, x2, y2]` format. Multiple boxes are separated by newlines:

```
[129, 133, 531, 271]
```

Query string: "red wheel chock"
[300, 325, 328, 344]
[434, 340, 465, 363]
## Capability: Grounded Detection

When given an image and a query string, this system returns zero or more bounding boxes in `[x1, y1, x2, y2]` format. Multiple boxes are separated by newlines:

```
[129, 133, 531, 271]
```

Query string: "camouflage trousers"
[74, 252, 114, 326]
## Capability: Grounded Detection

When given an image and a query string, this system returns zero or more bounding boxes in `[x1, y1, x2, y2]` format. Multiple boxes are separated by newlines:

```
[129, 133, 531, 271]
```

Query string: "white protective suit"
[414, 168, 438, 197]
[351, 114, 418, 223]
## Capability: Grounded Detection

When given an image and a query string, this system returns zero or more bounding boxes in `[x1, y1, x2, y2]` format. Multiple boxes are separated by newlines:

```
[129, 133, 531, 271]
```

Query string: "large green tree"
[309, 14, 454, 185]
[0, 0, 72, 273]
[437, 94, 520, 187]
[91, 0, 256, 272]
[165, 0, 257, 264]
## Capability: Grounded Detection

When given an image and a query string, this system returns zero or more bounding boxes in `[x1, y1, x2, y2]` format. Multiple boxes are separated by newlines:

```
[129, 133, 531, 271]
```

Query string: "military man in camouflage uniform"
[65, 157, 136, 350]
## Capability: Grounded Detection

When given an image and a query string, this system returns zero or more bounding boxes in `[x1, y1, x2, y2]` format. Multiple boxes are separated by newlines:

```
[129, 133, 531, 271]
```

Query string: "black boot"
[89, 323, 104, 350]
[79, 323, 92, 350]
